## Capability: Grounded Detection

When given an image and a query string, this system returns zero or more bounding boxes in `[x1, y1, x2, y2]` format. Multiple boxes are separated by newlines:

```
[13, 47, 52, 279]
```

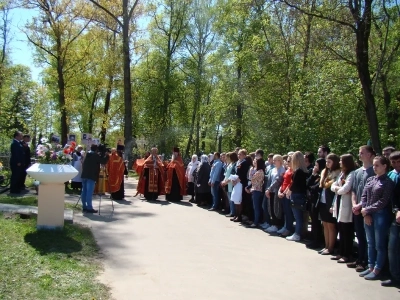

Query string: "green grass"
[0, 214, 110, 300]
[0, 195, 82, 212]
[128, 170, 138, 179]
[0, 195, 38, 206]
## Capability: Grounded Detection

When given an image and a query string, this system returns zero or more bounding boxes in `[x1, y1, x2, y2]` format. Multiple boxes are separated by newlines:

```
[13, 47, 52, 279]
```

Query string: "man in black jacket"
[80, 144, 109, 213]
[234, 149, 250, 222]
[10, 131, 24, 194]
[20, 134, 31, 190]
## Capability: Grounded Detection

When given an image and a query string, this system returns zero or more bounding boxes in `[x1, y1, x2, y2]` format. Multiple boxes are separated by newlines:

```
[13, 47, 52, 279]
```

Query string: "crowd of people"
[182, 145, 400, 287]
[8, 131, 128, 214]
[8, 129, 400, 287]
[133, 143, 400, 287]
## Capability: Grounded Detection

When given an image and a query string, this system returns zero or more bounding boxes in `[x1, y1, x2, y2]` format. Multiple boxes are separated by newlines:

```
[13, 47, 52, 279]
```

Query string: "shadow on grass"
[24, 230, 83, 255]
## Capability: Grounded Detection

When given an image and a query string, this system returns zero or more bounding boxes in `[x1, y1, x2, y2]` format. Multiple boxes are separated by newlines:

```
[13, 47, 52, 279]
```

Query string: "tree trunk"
[100, 75, 114, 143]
[88, 90, 98, 134]
[122, 1, 134, 160]
[56, 55, 68, 146]
[354, 3, 382, 153]
[235, 65, 243, 147]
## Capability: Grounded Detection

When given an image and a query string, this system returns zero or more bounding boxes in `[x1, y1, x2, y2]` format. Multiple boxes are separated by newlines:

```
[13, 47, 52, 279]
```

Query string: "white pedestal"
[37, 183, 65, 230]
[27, 163, 78, 230]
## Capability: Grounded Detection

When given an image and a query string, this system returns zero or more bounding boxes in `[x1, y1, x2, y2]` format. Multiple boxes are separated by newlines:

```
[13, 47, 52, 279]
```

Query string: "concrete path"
[73, 177, 400, 300]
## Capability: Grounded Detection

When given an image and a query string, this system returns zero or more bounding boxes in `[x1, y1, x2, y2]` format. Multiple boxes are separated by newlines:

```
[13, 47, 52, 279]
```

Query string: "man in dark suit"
[233, 149, 250, 222]
[20, 134, 31, 190]
[10, 131, 24, 194]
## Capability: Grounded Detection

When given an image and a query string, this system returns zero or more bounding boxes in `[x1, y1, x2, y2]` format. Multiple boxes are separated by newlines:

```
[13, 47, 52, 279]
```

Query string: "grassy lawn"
[0, 214, 110, 300]
[0, 194, 83, 212]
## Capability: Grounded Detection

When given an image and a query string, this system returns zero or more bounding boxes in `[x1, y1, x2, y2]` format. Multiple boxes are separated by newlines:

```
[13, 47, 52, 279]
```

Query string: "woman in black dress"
[318, 153, 340, 255]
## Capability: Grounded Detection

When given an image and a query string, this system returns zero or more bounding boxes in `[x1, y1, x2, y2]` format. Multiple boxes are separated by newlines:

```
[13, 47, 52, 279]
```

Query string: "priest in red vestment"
[135, 148, 165, 200]
[107, 148, 126, 200]
[165, 147, 186, 202]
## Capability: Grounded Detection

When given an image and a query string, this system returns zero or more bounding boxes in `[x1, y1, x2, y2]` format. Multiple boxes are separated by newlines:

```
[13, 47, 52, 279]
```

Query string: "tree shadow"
[113, 199, 132, 205]
[143, 199, 171, 206]
[24, 230, 83, 255]
[169, 200, 193, 207]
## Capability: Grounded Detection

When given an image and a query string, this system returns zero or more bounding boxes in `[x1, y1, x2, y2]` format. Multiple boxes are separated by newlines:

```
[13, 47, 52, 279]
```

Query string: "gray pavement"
[73, 177, 400, 300]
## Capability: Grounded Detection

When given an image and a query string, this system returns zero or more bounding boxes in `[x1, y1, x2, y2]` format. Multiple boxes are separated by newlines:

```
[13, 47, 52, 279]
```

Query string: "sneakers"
[286, 233, 301, 241]
[276, 227, 287, 234]
[364, 271, 380, 280]
[359, 269, 372, 277]
[260, 222, 270, 229]
[266, 225, 279, 233]
[279, 229, 291, 237]
[381, 279, 400, 287]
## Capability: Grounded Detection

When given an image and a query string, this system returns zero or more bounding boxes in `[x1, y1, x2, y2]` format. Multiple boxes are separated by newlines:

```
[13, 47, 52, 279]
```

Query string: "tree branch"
[87, 0, 123, 28]
[279, 0, 356, 31]
[128, 0, 140, 20]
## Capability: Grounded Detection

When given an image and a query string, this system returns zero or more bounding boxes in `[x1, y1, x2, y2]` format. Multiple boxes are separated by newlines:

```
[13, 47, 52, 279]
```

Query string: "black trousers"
[310, 204, 323, 243]
[338, 222, 354, 258]
[10, 165, 23, 193]
[242, 191, 254, 221]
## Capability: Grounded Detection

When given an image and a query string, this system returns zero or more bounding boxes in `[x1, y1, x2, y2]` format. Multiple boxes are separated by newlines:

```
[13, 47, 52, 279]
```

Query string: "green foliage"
[1, 0, 400, 158]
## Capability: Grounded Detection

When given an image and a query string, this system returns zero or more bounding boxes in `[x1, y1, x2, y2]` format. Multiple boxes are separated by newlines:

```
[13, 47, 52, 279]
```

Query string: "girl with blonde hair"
[285, 151, 308, 241]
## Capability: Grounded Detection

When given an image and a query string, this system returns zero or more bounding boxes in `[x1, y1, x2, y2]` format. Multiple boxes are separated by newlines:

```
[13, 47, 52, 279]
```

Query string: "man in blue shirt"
[208, 152, 223, 211]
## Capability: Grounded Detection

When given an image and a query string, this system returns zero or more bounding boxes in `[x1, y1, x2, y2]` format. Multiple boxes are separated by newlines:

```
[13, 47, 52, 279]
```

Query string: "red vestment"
[165, 156, 186, 196]
[135, 155, 165, 196]
[107, 153, 125, 193]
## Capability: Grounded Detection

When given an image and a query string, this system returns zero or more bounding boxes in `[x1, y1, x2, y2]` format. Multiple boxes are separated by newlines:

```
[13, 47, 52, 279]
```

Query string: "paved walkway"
[72, 177, 399, 300]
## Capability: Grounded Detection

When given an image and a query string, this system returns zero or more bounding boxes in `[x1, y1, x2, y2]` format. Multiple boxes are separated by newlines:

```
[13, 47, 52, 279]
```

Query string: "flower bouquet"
[36, 138, 76, 164]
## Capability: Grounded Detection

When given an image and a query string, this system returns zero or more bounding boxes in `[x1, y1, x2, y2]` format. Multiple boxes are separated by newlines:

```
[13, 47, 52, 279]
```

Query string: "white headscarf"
[188, 155, 199, 176]
[200, 154, 209, 165]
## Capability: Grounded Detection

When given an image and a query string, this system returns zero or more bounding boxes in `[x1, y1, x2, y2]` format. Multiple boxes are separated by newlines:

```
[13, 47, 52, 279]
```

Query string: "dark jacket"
[307, 173, 322, 205]
[81, 151, 109, 181]
[21, 141, 31, 168]
[10, 139, 24, 168]
[236, 159, 250, 185]
[196, 163, 211, 194]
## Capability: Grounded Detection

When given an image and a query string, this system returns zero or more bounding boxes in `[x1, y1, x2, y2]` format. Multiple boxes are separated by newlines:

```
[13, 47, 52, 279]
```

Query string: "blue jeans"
[262, 194, 271, 224]
[228, 192, 235, 215]
[81, 178, 96, 210]
[283, 196, 294, 232]
[211, 182, 220, 209]
[354, 213, 368, 263]
[252, 191, 263, 225]
[364, 209, 391, 270]
[388, 221, 400, 280]
[291, 193, 306, 236]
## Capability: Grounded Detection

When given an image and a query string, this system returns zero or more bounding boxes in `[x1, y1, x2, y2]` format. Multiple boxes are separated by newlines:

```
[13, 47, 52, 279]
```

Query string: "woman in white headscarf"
[186, 154, 199, 202]
[195, 155, 212, 206]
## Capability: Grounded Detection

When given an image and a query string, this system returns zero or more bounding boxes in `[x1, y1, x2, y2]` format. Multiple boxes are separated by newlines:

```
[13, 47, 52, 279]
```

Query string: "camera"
[98, 143, 109, 156]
